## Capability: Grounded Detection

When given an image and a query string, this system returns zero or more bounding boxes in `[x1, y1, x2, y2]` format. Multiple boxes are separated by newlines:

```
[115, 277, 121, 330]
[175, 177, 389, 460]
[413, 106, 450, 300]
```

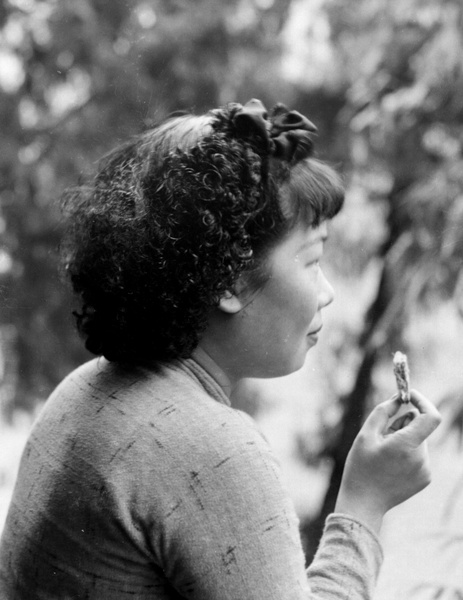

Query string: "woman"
[0, 100, 440, 599]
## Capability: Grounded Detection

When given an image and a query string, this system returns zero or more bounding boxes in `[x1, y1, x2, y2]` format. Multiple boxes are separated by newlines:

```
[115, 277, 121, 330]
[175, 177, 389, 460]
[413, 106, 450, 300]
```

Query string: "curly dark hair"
[61, 103, 344, 364]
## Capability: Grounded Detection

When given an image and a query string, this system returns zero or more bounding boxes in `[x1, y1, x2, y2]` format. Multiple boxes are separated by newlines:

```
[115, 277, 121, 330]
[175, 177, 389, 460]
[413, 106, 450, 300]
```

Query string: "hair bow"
[230, 99, 317, 163]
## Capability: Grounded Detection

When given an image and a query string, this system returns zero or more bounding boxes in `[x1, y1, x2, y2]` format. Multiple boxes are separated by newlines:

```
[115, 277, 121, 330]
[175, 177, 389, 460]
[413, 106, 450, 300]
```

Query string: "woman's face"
[229, 221, 334, 379]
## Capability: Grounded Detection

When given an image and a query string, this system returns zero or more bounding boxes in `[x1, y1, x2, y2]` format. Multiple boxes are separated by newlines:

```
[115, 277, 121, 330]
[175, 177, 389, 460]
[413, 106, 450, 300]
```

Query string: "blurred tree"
[300, 0, 463, 562]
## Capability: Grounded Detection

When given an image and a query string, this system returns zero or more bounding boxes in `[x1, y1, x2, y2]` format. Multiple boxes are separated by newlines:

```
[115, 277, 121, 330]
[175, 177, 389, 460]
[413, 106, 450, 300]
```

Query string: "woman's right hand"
[334, 390, 442, 534]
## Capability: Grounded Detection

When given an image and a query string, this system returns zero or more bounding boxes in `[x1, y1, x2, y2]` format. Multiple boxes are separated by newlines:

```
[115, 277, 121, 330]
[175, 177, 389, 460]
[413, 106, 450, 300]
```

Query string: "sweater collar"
[179, 347, 232, 407]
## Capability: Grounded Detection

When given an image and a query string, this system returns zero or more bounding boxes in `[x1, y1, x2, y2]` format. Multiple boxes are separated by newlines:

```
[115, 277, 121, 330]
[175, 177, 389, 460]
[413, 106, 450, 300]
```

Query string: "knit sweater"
[0, 356, 383, 599]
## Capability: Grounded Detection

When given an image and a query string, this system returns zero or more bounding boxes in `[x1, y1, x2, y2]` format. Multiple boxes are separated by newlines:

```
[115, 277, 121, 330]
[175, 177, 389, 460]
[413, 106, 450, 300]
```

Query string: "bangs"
[279, 158, 345, 229]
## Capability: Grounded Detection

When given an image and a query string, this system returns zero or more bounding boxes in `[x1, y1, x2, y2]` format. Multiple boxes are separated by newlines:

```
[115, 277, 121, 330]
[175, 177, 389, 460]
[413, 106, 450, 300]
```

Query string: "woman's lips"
[308, 325, 322, 337]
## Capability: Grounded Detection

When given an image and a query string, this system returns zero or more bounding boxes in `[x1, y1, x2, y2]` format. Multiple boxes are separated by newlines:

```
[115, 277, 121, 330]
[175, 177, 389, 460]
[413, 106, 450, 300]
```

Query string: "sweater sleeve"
[144, 408, 383, 600]
[307, 514, 384, 598]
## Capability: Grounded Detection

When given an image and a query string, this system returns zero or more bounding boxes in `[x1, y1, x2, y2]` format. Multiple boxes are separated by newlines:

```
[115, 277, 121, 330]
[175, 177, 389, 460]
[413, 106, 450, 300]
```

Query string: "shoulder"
[32, 357, 281, 507]
[37, 357, 269, 466]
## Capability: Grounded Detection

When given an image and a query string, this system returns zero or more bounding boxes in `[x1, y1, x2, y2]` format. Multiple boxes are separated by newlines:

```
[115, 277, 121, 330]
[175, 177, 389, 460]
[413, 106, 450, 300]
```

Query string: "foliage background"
[1, 0, 463, 597]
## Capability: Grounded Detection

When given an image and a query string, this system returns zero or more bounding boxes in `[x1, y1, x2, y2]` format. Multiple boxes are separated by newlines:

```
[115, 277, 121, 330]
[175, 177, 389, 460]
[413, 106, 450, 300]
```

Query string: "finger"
[387, 410, 417, 434]
[404, 412, 442, 444]
[362, 394, 402, 432]
[409, 389, 441, 418]
[394, 391, 441, 443]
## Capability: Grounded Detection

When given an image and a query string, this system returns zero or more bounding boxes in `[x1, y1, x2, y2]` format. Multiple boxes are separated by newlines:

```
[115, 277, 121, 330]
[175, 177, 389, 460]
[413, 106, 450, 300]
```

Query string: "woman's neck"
[191, 345, 234, 398]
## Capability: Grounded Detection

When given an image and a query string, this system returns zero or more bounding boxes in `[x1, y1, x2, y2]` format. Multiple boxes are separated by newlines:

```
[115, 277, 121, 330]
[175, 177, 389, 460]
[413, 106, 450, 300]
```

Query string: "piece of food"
[393, 351, 411, 403]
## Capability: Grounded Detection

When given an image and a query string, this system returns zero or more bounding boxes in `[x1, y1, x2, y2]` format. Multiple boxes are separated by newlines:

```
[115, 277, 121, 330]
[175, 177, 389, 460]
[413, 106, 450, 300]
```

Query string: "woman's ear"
[218, 290, 243, 314]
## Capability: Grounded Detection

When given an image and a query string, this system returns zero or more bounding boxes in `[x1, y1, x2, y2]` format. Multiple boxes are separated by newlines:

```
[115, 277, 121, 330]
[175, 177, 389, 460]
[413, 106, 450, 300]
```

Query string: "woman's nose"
[318, 269, 334, 309]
